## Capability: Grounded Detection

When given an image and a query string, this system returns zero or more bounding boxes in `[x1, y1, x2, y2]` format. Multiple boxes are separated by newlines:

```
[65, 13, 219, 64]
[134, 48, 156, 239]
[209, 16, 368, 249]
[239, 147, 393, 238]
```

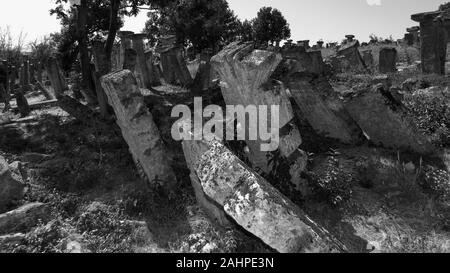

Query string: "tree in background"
[144, 0, 240, 54]
[252, 7, 291, 47]
[237, 19, 254, 42]
[50, 0, 176, 104]
[0, 27, 27, 68]
[439, 2, 450, 11]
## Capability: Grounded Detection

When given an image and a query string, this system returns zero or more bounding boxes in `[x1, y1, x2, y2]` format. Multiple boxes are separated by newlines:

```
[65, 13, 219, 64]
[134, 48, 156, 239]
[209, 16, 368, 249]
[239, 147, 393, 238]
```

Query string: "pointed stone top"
[411, 10, 445, 22]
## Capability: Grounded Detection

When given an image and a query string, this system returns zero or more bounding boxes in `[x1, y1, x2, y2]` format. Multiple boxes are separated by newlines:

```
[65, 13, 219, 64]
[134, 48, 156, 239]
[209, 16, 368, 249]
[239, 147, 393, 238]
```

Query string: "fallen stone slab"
[0, 156, 24, 213]
[344, 84, 435, 154]
[101, 70, 176, 190]
[11, 99, 59, 111]
[0, 203, 50, 235]
[182, 134, 346, 253]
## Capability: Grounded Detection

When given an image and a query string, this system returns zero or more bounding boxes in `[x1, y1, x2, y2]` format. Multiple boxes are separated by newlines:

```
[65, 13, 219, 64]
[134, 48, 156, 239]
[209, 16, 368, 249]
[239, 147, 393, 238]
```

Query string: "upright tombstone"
[379, 47, 397, 73]
[316, 41, 324, 49]
[117, 31, 134, 70]
[131, 33, 152, 89]
[1, 60, 11, 110]
[361, 50, 374, 70]
[144, 50, 162, 86]
[180, 129, 346, 253]
[211, 41, 308, 189]
[156, 35, 192, 86]
[404, 33, 414, 46]
[297, 40, 310, 49]
[345, 35, 355, 43]
[279, 44, 366, 144]
[29, 62, 36, 84]
[16, 59, 31, 117]
[45, 57, 67, 98]
[406, 26, 420, 46]
[192, 48, 214, 92]
[21, 57, 31, 89]
[344, 84, 434, 154]
[412, 10, 450, 74]
[101, 70, 176, 190]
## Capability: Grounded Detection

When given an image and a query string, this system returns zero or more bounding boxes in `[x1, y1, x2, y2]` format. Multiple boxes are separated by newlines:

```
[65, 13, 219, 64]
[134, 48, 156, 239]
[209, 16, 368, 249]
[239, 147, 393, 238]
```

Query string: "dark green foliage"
[404, 92, 450, 148]
[144, 0, 240, 53]
[309, 156, 354, 206]
[253, 7, 291, 47]
[419, 166, 450, 202]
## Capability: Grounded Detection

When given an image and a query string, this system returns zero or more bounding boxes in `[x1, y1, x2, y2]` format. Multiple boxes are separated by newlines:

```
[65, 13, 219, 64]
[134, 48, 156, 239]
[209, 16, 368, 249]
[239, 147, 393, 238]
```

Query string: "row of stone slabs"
[99, 42, 435, 253]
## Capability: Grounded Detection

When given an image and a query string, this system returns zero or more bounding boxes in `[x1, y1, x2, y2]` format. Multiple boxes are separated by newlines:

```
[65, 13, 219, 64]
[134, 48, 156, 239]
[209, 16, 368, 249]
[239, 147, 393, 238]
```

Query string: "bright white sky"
[0, 0, 445, 46]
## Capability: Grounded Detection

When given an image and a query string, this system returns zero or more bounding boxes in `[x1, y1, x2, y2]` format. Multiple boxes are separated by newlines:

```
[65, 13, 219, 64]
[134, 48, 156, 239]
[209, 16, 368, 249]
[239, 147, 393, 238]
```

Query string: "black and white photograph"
[0, 0, 449, 261]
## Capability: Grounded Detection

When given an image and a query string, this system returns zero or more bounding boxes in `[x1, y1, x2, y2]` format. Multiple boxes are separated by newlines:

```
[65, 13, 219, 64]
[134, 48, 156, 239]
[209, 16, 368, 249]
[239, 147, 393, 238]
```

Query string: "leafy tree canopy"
[252, 7, 291, 46]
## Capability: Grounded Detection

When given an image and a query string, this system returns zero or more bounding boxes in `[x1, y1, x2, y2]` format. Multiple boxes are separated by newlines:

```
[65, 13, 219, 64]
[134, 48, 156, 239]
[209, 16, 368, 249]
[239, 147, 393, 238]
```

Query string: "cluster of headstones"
[97, 39, 437, 252]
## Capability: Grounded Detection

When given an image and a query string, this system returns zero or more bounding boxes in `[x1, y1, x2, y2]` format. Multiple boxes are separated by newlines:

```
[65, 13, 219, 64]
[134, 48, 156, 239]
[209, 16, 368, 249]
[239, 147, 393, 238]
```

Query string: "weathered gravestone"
[412, 10, 450, 75]
[180, 127, 346, 253]
[333, 36, 367, 73]
[117, 31, 134, 70]
[101, 70, 176, 190]
[144, 50, 162, 87]
[278, 44, 366, 144]
[45, 57, 68, 98]
[379, 47, 397, 73]
[211, 41, 307, 189]
[361, 50, 374, 70]
[0, 156, 24, 214]
[156, 35, 192, 86]
[344, 84, 435, 154]
[192, 48, 215, 93]
[131, 33, 153, 89]
[406, 26, 420, 46]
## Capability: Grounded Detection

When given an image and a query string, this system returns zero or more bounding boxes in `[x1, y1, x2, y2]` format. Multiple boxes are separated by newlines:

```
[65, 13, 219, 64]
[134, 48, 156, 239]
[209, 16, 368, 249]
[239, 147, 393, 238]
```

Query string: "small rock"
[60, 234, 90, 253]
[405, 162, 416, 173]
[401, 78, 418, 92]
[0, 156, 25, 213]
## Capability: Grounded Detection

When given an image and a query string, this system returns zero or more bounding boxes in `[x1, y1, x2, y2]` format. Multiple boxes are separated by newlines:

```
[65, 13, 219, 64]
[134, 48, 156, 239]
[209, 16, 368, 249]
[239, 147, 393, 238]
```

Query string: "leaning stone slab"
[211, 42, 307, 185]
[335, 41, 367, 73]
[344, 84, 435, 154]
[182, 137, 346, 253]
[278, 45, 366, 144]
[0, 203, 50, 235]
[0, 156, 24, 213]
[101, 70, 176, 189]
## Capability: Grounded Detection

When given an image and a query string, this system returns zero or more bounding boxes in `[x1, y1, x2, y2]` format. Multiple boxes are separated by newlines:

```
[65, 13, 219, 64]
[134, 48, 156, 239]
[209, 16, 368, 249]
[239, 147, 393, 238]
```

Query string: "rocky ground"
[0, 88, 269, 253]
